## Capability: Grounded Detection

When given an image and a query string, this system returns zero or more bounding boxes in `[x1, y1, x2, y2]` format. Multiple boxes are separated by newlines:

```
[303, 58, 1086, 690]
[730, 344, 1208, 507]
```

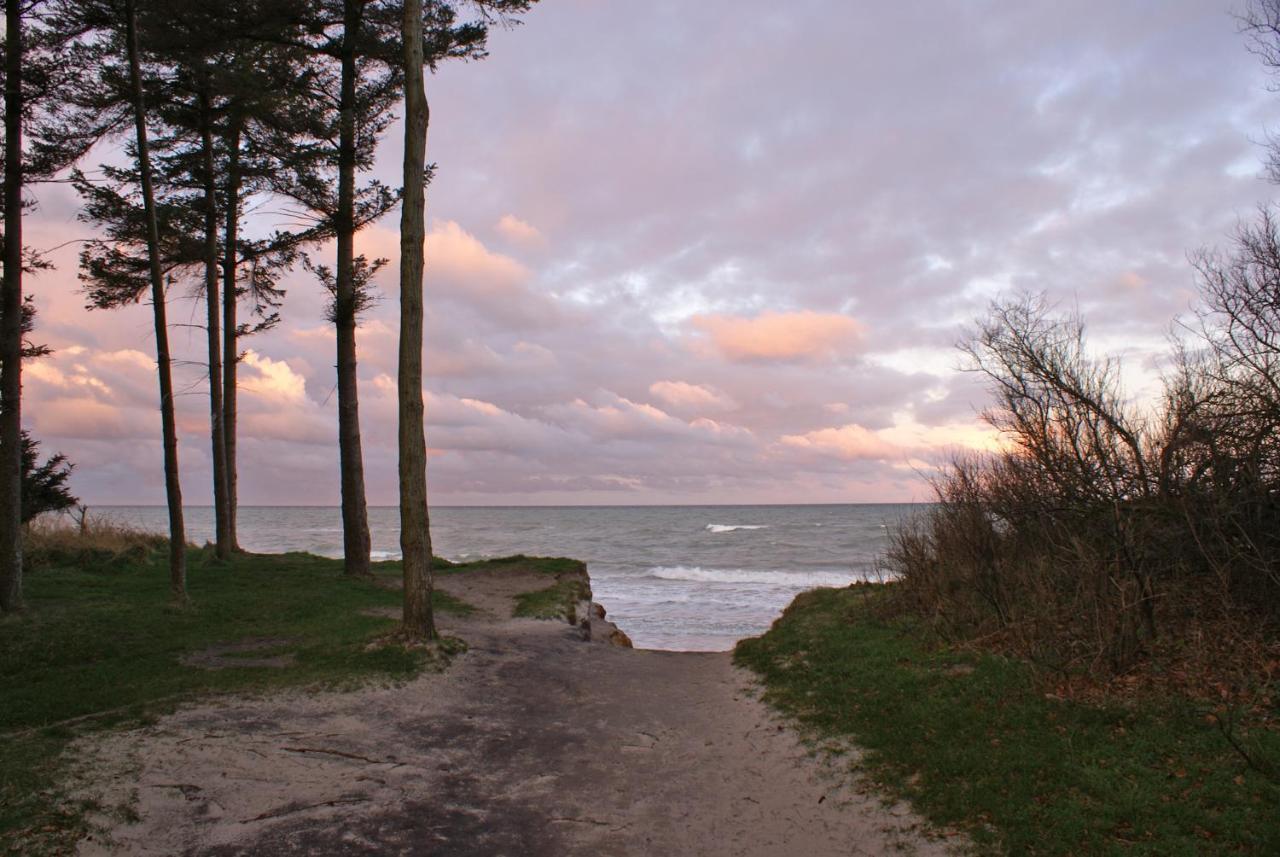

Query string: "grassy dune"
[735, 586, 1280, 856]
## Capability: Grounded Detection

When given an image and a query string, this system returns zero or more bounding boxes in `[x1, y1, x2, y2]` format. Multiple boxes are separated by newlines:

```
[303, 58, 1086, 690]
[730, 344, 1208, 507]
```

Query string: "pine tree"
[1, 1, 114, 611]
[396, 0, 535, 638]
[250, 0, 402, 578]
[20, 432, 76, 523]
[399, 0, 434, 639]
[62, 0, 196, 602]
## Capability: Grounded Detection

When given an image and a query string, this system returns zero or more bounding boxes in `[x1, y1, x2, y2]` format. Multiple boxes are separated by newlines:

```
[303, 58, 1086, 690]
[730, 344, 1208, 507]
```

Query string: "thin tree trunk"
[126, 0, 187, 601]
[199, 87, 230, 560]
[335, 0, 371, 578]
[0, 1, 25, 612]
[221, 118, 242, 552]
[398, 0, 434, 639]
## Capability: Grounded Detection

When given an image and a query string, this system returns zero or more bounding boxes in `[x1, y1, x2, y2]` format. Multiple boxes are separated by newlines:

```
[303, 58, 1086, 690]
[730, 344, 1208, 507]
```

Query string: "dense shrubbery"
[886, 215, 1280, 686]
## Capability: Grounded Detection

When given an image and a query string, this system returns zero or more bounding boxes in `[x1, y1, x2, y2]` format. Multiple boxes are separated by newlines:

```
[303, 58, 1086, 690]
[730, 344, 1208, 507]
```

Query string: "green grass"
[734, 586, 1280, 856]
[436, 554, 586, 578]
[0, 547, 475, 854]
[473, 556, 593, 623]
[512, 578, 589, 622]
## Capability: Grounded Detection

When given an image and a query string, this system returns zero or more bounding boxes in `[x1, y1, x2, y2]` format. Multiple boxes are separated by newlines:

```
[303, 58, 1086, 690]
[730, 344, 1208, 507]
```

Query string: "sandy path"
[73, 568, 958, 856]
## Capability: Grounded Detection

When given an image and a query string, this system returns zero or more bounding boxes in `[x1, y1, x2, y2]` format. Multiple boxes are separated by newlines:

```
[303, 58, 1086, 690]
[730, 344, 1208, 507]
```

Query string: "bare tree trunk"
[221, 118, 242, 553]
[126, 0, 186, 601]
[0, 1, 25, 612]
[398, 0, 435, 640]
[199, 87, 231, 560]
[335, 0, 371, 578]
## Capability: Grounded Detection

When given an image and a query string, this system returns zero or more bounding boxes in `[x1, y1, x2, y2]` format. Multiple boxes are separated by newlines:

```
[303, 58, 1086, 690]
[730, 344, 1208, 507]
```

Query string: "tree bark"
[335, 0, 371, 577]
[221, 117, 242, 552]
[199, 86, 231, 560]
[398, 0, 435, 640]
[0, 0, 25, 612]
[126, 0, 187, 601]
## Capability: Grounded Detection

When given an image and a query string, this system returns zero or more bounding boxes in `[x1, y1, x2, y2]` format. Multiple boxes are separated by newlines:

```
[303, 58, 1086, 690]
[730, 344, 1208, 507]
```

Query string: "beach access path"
[74, 562, 959, 856]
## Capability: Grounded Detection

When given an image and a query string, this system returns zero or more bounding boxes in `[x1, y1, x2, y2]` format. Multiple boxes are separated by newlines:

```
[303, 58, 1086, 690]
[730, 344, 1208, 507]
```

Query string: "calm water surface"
[98, 504, 918, 651]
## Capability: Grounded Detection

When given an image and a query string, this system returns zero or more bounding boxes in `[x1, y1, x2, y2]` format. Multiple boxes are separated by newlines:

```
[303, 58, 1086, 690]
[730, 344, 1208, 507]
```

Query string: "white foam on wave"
[705, 524, 768, 533]
[647, 565, 860, 587]
[370, 550, 402, 560]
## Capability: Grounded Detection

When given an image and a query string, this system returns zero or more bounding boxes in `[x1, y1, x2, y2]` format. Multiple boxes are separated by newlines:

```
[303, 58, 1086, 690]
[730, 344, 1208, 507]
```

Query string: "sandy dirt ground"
[71, 566, 962, 857]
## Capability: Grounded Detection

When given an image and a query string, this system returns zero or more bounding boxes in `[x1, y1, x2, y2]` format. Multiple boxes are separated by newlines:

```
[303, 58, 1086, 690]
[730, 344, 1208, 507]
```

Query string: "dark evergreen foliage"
[18, 432, 75, 524]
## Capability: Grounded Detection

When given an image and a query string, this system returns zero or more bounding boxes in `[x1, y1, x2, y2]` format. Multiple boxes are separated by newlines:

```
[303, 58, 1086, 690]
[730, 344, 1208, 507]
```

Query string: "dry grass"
[24, 513, 167, 573]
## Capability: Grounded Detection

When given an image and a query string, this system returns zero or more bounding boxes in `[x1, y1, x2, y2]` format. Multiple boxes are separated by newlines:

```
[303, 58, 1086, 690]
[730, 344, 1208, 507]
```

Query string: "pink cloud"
[648, 380, 734, 411]
[779, 418, 1002, 465]
[689, 311, 864, 363]
[779, 423, 900, 461]
[495, 213, 545, 247]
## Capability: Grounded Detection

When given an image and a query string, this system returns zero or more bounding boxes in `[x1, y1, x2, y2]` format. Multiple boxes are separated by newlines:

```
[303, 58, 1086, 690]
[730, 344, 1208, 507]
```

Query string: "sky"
[20, 0, 1280, 506]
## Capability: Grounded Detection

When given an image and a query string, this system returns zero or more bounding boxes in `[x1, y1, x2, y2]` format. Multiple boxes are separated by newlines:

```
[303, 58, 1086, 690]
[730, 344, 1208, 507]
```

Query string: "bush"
[885, 220, 1280, 688]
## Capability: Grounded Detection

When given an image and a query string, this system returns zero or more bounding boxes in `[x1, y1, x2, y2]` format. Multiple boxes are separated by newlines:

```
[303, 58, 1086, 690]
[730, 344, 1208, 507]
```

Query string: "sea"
[95, 504, 919, 652]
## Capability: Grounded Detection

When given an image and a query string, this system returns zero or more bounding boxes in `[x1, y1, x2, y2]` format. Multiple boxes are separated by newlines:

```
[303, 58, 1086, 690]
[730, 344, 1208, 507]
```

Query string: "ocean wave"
[705, 524, 768, 533]
[647, 565, 861, 587]
[370, 550, 402, 560]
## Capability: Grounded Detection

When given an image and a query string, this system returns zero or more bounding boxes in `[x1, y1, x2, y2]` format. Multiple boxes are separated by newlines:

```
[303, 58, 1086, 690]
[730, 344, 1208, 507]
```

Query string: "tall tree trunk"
[126, 0, 186, 600]
[398, 0, 434, 639]
[335, 0, 371, 578]
[221, 118, 242, 552]
[199, 87, 230, 560]
[0, 1, 25, 613]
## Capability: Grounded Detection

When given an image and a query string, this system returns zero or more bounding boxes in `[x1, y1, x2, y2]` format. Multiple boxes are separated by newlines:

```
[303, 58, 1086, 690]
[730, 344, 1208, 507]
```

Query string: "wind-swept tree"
[216, 32, 320, 554]
[395, 0, 534, 637]
[133, 1, 314, 559]
[1, 1, 111, 611]
[399, 0, 434, 638]
[134, 6, 239, 560]
[0, 0, 27, 612]
[248, 0, 404, 578]
[254, 0, 532, 586]
[63, 0, 194, 601]
[124, 0, 186, 600]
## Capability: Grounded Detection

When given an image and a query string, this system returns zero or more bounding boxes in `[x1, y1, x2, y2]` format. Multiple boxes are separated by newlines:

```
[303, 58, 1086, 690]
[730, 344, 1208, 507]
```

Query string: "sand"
[71, 564, 962, 856]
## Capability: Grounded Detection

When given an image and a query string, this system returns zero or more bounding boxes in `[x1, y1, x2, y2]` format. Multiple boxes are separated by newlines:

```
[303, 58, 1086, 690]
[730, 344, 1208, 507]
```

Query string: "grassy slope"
[442, 554, 593, 623]
[735, 587, 1280, 856]
[0, 548, 475, 853]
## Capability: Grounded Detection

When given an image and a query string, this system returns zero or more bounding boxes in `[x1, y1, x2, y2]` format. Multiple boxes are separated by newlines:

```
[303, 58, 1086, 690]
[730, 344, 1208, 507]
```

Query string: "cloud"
[648, 380, 734, 411]
[239, 351, 308, 404]
[779, 416, 1002, 465]
[779, 424, 900, 462]
[17, 0, 1279, 505]
[688, 311, 864, 363]
[495, 214, 545, 247]
[427, 219, 530, 293]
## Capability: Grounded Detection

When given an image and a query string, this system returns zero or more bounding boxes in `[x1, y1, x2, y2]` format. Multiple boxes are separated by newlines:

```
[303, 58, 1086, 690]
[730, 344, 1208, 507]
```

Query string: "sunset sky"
[22, 0, 1280, 506]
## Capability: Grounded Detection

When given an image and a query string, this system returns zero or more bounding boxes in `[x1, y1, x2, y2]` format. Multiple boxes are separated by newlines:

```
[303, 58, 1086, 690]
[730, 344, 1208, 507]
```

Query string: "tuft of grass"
[435, 554, 586, 577]
[512, 577, 590, 623]
[0, 539, 476, 854]
[734, 585, 1280, 856]
[472, 556, 594, 623]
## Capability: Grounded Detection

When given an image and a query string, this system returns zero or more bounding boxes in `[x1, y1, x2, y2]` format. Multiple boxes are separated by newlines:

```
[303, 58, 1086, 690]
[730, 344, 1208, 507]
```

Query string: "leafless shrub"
[886, 242, 1280, 679]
